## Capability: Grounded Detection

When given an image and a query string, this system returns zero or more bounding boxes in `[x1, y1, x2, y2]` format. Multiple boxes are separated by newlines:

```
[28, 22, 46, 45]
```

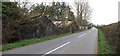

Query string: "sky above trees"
[89, 0, 119, 25]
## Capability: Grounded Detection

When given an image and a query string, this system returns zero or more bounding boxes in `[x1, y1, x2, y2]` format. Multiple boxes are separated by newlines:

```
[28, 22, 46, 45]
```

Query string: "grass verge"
[0, 46, 1, 52]
[97, 28, 113, 54]
[2, 30, 85, 51]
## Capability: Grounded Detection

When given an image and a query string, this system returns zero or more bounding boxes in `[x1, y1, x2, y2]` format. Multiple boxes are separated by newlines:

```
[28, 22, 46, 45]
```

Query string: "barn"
[31, 16, 56, 37]
[52, 21, 79, 33]
[17, 16, 56, 40]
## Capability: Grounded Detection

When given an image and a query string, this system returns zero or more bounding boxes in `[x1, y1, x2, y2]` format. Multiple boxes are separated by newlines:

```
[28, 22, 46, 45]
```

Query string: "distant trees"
[75, 1, 92, 26]
[30, 2, 75, 21]
[30, 3, 45, 16]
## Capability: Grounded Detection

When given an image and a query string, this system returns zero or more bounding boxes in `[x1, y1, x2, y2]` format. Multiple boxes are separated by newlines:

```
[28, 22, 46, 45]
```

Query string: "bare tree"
[82, 2, 92, 25]
[74, 0, 92, 26]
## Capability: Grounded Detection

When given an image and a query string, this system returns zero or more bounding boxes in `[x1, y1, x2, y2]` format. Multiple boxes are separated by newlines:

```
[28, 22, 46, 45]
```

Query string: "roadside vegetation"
[97, 28, 113, 54]
[0, 46, 1, 52]
[97, 22, 119, 54]
[2, 30, 85, 51]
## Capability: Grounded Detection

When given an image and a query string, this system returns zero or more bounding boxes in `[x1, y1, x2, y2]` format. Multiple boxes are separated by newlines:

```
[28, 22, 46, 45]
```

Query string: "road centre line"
[43, 30, 90, 56]
[78, 33, 87, 38]
[78, 29, 92, 38]
[42, 42, 70, 56]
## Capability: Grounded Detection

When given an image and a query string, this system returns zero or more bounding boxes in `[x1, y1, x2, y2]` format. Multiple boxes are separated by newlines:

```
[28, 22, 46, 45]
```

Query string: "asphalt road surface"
[3, 27, 98, 55]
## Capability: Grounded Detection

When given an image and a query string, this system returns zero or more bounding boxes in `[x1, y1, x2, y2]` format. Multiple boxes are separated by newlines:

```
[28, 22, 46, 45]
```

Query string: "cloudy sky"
[10, 0, 120, 25]
[88, 0, 119, 25]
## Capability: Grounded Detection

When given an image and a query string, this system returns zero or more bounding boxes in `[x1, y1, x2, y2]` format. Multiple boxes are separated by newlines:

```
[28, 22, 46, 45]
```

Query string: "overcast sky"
[88, 0, 119, 25]
[10, 0, 120, 25]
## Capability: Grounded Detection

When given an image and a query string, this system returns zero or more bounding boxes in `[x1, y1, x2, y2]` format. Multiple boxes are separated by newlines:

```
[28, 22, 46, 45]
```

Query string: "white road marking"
[42, 42, 70, 56]
[78, 30, 92, 38]
[78, 33, 87, 38]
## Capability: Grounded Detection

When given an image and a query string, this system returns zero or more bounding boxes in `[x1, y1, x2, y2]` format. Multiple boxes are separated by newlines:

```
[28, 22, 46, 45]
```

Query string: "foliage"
[2, 2, 20, 19]
[30, 2, 75, 21]
[97, 28, 113, 54]
[2, 2, 23, 43]
[97, 22, 120, 54]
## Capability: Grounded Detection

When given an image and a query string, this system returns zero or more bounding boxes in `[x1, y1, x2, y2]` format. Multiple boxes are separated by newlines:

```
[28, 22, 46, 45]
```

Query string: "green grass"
[97, 28, 113, 54]
[2, 30, 85, 51]
[0, 46, 1, 52]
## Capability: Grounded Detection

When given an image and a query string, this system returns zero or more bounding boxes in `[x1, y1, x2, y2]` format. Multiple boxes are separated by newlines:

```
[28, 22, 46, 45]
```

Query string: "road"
[3, 27, 98, 56]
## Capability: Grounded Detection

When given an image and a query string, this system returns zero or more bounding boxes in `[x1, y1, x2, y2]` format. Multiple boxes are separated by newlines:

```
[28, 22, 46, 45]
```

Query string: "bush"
[97, 22, 120, 54]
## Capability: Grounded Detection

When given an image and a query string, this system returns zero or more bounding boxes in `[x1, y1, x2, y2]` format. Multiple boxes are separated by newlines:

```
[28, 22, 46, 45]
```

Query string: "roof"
[52, 21, 74, 27]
